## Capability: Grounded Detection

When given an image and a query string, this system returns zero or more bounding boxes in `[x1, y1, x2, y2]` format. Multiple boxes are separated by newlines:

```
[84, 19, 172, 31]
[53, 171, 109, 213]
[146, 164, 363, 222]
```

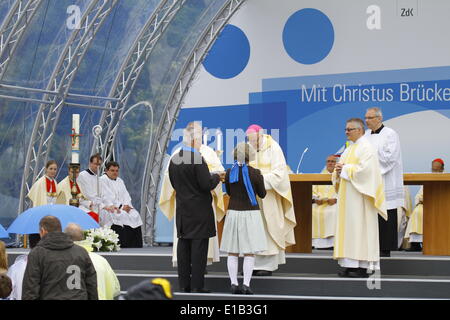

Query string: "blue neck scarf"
[181, 145, 200, 155]
[229, 161, 258, 206]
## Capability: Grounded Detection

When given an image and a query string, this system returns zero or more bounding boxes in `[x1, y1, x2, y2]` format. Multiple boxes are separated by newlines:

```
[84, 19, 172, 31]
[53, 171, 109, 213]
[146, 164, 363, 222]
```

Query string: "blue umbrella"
[7, 204, 100, 234]
[0, 224, 8, 238]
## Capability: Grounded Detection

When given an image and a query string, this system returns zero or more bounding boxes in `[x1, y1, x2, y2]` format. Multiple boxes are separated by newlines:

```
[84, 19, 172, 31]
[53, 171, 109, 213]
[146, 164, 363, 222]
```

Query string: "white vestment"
[159, 145, 225, 267]
[58, 176, 92, 213]
[312, 169, 337, 248]
[99, 175, 143, 229]
[397, 186, 412, 247]
[250, 135, 296, 271]
[333, 136, 387, 271]
[405, 186, 424, 243]
[365, 126, 404, 209]
[27, 176, 65, 207]
[6, 255, 28, 300]
[77, 169, 103, 213]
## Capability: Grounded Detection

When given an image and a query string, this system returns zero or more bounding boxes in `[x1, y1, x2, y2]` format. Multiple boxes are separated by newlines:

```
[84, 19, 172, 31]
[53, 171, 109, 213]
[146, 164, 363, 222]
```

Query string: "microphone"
[296, 147, 309, 174]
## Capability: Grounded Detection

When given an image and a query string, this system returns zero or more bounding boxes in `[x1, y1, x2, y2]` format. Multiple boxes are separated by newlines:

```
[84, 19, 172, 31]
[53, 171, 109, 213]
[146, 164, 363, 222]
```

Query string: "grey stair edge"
[172, 292, 450, 300]
[114, 271, 450, 283]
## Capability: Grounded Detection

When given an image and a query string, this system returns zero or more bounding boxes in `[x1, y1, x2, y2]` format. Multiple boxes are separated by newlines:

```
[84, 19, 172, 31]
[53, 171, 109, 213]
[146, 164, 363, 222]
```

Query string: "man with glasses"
[333, 118, 387, 278]
[364, 107, 404, 257]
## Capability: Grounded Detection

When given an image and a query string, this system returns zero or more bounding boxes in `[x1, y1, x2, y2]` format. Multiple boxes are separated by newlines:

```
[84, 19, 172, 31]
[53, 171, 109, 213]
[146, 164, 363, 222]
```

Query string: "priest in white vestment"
[77, 154, 104, 219]
[312, 155, 338, 249]
[27, 160, 65, 207]
[99, 161, 143, 248]
[405, 158, 445, 251]
[364, 107, 404, 257]
[246, 124, 296, 276]
[333, 118, 387, 278]
[159, 134, 225, 267]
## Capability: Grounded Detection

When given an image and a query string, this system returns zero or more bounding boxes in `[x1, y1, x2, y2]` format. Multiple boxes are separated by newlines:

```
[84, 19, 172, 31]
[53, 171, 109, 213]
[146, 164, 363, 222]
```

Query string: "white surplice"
[77, 169, 103, 213]
[364, 126, 404, 210]
[99, 175, 143, 229]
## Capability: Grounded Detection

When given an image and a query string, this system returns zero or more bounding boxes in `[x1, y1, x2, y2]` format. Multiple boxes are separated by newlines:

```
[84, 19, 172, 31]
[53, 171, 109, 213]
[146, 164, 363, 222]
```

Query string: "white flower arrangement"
[84, 227, 121, 252]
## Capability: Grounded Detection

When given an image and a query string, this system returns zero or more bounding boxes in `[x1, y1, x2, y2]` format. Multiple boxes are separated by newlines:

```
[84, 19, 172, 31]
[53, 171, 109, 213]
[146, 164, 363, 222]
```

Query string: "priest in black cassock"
[168, 121, 224, 293]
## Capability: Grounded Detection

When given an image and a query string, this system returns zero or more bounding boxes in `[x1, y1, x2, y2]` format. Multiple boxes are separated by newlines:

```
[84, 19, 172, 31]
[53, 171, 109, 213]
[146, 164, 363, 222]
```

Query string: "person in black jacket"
[220, 142, 267, 295]
[22, 216, 98, 300]
[168, 121, 224, 293]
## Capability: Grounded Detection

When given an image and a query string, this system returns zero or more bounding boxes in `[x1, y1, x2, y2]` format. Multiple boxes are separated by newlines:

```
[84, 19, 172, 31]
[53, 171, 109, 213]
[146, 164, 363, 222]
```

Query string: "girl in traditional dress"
[27, 160, 65, 207]
[220, 143, 267, 295]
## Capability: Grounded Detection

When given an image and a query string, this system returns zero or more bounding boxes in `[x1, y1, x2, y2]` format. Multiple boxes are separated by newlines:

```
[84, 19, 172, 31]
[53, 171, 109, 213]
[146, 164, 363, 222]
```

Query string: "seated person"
[100, 161, 143, 248]
[405, 158, 445, 251]
[77, 154, 104, 221]
[312, 155, 338, 249]
[27, 160, 65, 207]
[58, 165, 99, 222]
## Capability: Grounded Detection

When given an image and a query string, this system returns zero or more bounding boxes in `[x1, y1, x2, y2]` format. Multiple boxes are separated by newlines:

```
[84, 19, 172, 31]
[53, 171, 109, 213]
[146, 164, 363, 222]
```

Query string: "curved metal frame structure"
[96, 0, 186, 163]
[0, 0, 248, 246]
[142, 0, 246, 245]
[19, 0, 118, 212]
[0, 0, 43, 78]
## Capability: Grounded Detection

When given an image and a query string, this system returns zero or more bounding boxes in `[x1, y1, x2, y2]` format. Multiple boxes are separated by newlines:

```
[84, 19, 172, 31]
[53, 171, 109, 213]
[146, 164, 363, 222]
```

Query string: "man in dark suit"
[168, 121, 224, 293]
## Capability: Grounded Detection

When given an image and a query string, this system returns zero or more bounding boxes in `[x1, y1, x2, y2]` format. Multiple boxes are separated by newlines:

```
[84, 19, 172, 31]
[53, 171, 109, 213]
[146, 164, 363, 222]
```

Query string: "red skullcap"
[433, 158, 445, 166]
[246, 124, 263, 134]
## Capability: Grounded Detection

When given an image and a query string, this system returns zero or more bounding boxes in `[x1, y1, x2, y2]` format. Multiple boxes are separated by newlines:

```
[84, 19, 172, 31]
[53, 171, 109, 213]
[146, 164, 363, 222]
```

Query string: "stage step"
[86, 250, 450, 277]
[7, 248, 450, 299]
[115, 270, 450, 299]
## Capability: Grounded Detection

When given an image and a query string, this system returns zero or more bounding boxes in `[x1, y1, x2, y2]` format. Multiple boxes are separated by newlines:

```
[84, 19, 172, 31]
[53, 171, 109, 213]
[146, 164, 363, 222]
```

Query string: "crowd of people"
[0, 216, 172, 300]
[26, 154, 143, 249]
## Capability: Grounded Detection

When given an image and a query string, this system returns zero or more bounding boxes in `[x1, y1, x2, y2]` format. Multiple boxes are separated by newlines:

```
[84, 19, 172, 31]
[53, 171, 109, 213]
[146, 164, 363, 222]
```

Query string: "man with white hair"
[168, 121, 224, 293]
[364, 107, 404, 257]
[159, 121, 226, 269]
[334, 118, 387, 277]
[245, 124, 296, 276]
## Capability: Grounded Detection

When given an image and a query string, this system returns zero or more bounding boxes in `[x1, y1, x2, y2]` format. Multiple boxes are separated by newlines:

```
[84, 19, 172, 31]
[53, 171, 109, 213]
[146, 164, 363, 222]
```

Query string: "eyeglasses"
[365, 116, 378, 120]
[344, 128, 358, 132]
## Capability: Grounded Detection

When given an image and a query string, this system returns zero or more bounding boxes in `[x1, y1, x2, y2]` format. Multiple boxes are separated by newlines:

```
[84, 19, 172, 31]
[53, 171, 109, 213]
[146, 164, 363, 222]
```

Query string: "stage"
[7, 247, 450, 300]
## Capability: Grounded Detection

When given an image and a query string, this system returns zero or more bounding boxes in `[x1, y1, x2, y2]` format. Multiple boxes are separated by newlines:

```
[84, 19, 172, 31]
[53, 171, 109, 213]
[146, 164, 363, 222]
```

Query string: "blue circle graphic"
[283, 8, 334, 65]
[203, 24, 250, 79]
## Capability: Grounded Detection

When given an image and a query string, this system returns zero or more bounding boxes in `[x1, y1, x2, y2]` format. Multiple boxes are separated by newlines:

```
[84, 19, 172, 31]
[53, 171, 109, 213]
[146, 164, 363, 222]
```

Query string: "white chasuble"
[333, 136, 387, 270]
[312, 169, 337, 246]
[27, 176, 66, 207]
[250, 134, 296, 270]
[405, 187, 423, 242]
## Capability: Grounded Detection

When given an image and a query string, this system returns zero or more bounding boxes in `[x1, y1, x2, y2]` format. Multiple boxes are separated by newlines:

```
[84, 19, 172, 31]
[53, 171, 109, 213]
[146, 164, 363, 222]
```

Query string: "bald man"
[65, 223, 120, 300]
